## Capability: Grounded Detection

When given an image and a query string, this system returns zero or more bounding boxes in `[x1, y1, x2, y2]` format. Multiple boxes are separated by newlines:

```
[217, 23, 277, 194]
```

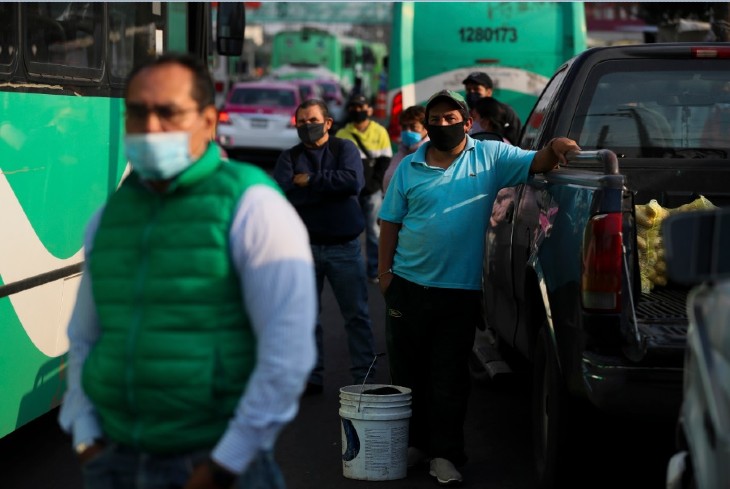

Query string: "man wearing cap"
[378, 89, 579, 486]
[462, 71, 522, 142]
[336, 94, 393, 283]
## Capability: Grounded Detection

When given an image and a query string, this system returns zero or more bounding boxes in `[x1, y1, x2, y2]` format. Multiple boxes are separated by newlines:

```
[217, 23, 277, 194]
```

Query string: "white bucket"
[339, 384, 412, 481]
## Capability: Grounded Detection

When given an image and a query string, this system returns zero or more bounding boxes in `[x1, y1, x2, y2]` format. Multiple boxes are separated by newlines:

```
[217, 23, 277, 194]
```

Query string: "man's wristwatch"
[207, 458, 236, 488]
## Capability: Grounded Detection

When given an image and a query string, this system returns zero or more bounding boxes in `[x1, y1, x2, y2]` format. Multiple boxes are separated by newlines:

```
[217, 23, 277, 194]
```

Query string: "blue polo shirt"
[379, 135, 535, 290]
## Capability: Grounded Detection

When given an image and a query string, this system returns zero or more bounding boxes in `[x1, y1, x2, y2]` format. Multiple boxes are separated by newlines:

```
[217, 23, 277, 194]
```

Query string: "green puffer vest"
[83, 144, 280, 453]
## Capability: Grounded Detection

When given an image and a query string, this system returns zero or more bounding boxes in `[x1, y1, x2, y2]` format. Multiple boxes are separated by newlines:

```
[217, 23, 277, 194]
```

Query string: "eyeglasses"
[125, 103, 200, 125]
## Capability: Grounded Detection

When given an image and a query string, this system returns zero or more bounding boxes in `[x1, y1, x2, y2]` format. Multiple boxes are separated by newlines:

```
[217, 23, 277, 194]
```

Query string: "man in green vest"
[58, 53, 317, 489]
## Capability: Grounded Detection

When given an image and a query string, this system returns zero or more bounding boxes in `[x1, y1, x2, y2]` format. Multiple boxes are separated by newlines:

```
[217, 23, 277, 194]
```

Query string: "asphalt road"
[0, 258, 677, 489]
[0, 280, 536, 489]
[275, 280, 536, 489]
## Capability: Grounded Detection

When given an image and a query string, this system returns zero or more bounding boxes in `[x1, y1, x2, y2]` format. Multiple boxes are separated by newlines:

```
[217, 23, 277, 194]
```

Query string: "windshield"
[229, 87, 297, 107]
[299, 85, 313, 99]
[319, 83, 337, 96]
[570, 59, 730, 159]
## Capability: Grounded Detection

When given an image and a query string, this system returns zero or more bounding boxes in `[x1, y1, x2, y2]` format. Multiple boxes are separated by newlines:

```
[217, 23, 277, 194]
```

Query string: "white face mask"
[124, 132, 192, 181]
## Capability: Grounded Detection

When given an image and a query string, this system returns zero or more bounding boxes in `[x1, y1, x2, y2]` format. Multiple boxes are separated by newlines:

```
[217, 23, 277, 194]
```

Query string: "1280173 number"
[458, 27, 517, 43]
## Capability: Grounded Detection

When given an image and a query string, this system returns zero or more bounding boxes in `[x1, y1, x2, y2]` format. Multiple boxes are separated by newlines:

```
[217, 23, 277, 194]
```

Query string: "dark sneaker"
[429, 458, 463, 486]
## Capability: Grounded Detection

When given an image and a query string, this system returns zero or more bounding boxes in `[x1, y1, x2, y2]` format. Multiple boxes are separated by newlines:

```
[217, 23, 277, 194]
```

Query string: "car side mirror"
[217, 3, 245, 56]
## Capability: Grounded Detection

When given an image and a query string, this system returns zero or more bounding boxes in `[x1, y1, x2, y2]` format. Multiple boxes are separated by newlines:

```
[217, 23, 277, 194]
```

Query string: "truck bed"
[636, 287, 688, 324]
[635, 288, 690, 362]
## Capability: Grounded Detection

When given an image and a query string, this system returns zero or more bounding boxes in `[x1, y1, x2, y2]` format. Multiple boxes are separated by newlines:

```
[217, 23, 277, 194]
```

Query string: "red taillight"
[692, 47, 730, 58]
[288, 114, 297, 128]
[581, 213, 623, 312]
[218, 111, 231, 125]
[388, 91, 403, 143]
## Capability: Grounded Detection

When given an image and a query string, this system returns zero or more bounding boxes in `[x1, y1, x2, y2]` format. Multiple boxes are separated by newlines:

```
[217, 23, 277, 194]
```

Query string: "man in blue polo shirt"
[378, 89, 579, 486]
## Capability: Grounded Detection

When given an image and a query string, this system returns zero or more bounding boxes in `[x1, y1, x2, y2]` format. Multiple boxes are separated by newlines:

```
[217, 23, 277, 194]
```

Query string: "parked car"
[288, 78, 324, 102]
[664, 208, 730, 489]
[216, 80, 302, 162]
[315, 78, 347, 125]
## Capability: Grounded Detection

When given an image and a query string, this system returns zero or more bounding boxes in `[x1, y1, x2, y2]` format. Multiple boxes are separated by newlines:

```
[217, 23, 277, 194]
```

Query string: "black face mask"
[348, 110, 368, 123]
[426, 122, 466, 151]
[465, 92, 482, 110]
[297, 123, 326, 144]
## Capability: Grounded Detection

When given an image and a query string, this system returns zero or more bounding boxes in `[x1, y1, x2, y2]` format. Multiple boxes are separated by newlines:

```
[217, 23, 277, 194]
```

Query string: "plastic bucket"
[339, 384, 412, 481]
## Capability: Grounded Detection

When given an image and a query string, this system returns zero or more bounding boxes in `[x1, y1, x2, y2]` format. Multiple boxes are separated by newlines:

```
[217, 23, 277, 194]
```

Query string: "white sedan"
[216, 81, 303, 157]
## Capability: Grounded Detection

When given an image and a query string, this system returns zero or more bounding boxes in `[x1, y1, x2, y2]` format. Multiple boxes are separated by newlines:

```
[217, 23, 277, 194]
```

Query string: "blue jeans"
[82, 445, 285, 489]
[359, 191, 382, 279]
[310, 238, 376, 385]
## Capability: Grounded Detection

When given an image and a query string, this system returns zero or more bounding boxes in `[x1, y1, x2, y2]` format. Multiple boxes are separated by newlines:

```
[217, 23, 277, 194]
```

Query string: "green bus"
[0, 1, 244, 439]
[270, 28, 387, 101]
[387, 2, 587, 140]
[271, 28, 358, 91]
[362, 39, 389, 98]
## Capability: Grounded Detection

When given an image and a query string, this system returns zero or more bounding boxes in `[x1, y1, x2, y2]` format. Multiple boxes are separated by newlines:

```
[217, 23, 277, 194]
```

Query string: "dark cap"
[347, 94, 369, 107]
[462, 71, 493, 89]
[425, 89, 469, 115]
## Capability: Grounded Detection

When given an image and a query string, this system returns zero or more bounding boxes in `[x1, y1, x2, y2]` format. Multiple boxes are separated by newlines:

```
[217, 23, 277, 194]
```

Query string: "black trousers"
[384, 274, 480, 466]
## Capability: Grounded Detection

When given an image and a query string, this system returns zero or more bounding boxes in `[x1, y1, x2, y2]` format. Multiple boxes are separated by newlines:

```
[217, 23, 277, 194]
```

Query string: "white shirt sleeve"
[212, 185, 317, 473]
[57, 209, 104, 447]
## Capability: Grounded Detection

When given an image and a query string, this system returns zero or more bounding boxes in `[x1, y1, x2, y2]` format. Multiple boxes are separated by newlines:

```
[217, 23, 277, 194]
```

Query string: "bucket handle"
[358, 352, 386, 413]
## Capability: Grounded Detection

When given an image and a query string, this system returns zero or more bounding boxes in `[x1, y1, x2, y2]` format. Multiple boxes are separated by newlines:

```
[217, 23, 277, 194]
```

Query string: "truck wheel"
[532, 324, 572, 489]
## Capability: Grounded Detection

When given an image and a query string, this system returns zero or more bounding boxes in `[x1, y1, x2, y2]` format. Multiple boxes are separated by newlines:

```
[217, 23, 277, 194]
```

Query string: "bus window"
[108, 3, 167, 84]
[362, 46, 375, 68]
[24, 2, 103, 78]
[343, 46, 355, 69]
[0, 3, 17, 75]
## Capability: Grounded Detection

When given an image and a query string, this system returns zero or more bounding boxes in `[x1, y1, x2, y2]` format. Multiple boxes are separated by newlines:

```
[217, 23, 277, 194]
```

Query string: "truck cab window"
[522, 66, 568, 148]
[572, 62, 730, 159]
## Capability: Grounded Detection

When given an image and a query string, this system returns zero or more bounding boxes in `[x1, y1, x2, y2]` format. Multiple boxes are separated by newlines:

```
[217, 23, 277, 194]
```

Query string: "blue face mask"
[401, 130, 422, 148]
[124, 132, 193, 181]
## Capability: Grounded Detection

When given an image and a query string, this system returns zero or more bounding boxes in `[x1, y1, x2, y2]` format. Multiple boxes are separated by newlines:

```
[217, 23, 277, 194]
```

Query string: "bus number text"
[458, 27, 517, 43]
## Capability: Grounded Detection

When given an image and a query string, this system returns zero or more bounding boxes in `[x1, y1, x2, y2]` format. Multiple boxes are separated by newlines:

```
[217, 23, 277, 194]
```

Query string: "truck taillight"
[581, 213, 623, 312]
[388, 91, 403, 143]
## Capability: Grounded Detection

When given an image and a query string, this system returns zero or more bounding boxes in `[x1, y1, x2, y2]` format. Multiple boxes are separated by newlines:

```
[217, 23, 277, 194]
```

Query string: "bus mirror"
[217, 3, 245, 56]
